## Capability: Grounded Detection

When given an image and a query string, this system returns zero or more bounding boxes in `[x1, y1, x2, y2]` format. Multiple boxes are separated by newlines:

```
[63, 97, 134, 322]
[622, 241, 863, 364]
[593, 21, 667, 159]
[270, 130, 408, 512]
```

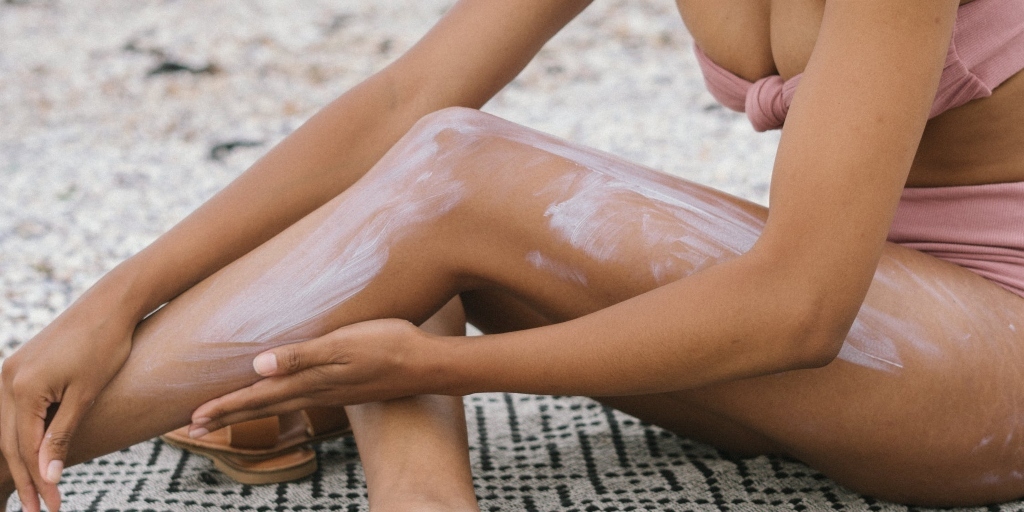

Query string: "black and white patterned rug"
[35, 394, 1017, 512]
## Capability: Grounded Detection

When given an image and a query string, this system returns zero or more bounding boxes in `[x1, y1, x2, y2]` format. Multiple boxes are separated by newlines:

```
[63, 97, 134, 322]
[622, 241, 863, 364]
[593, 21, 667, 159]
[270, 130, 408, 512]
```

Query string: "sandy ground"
[1, 1, 778, 354]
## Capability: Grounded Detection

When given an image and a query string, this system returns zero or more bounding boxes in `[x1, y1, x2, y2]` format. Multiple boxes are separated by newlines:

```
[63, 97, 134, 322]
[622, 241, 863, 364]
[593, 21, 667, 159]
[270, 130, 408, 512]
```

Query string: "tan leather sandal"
[161, 407, 351, 485]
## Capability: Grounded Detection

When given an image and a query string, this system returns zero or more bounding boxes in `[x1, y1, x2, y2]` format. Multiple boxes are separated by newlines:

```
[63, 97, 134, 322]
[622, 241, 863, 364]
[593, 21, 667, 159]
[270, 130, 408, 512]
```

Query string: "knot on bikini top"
[692, 0, 1024, 132]
[692, 46, 801, 132]
[745, 74, 801, 132]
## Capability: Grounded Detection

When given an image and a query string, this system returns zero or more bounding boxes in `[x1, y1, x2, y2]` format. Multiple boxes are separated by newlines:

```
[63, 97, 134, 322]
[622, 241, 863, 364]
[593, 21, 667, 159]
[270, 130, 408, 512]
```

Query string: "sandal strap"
[226, 416, 280, 450]
[301, 407, 350, 437]
[224, 407, 349, 450]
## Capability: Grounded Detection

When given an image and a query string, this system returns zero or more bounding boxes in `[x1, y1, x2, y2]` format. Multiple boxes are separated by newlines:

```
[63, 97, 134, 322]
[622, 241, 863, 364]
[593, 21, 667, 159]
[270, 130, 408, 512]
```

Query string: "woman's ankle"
[369, 487, 479, 512]
[371, 499, 479, 512]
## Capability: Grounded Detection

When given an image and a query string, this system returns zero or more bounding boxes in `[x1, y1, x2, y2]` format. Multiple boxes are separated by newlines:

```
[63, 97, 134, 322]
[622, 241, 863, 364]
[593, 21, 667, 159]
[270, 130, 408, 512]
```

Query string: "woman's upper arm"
[753, 0, 959, 338]
[385, 0, 593, 111]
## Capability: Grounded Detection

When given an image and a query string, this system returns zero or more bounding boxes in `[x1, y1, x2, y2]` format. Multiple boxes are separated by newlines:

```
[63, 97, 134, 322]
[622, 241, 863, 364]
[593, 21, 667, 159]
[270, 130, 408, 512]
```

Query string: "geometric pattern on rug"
[30, 394, 1012, 512]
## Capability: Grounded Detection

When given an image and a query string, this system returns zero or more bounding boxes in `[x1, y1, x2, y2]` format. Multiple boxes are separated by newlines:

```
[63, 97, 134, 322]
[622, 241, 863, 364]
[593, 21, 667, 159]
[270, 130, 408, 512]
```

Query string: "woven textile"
[32, 393, 1015, 512]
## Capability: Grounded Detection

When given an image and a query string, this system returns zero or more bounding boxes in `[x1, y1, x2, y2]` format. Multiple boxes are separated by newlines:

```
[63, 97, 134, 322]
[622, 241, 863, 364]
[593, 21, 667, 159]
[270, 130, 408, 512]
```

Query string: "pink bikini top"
[694, 0, 1024, 132]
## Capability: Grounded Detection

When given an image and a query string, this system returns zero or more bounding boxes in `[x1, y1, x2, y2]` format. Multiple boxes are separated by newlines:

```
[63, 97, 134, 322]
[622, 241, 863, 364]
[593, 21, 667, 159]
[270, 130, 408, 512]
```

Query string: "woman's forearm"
[441, 253, 847, 397]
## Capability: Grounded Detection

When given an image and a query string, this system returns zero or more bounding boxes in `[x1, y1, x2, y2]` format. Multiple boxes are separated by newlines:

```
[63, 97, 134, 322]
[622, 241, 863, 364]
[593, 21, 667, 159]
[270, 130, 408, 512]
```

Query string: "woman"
[2, 0, 1023, 510]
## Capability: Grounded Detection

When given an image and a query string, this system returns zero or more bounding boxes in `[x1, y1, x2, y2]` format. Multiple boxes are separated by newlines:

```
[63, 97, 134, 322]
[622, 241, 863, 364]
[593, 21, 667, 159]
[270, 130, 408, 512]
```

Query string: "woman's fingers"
[190, 370, 329, 434]
[0, 312, 132, 512]
[190, 319, 423, 435]
[36, 468, 61, 512]
[15, 393, 61, 512]
[38, 390, 87, 486]
[191, 396, 313, 435]
[190, 336, 345, 435]
[251, 336, 341, 377]
[1, 392, 41, 512]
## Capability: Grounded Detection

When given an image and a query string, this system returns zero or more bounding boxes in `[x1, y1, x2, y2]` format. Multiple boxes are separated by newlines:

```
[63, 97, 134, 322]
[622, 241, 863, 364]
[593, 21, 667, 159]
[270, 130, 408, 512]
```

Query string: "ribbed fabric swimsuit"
[693, 0, 1024, 297]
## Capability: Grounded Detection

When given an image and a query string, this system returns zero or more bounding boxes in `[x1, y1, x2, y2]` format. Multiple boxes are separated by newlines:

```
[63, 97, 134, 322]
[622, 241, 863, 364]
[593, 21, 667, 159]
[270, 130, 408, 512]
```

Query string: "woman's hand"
[188, 319, 441, 436]
[0, 300, 135, 512]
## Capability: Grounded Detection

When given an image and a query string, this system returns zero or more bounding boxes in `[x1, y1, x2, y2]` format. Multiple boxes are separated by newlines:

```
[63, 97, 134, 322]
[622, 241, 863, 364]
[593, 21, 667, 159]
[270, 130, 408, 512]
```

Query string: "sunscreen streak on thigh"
[838, 308, 908, 372]
[453, 111, 914, 377]
[454, 109, 918, 377]
[538, 170, 754, 284]
[138, 129, 466, 352]
[131, 132, 467, 392]
[525, 250, 589, 286]
[189, 144, 466, 346]
[435, 109, 765, 272]
[922, 277, 1024, 482]
[847, 254, 1024, 483]
[433, 109, 764, 284]
[838, 254, 1024, 376]
[519, 144, 763, 276]
[446, 111, 921, 376]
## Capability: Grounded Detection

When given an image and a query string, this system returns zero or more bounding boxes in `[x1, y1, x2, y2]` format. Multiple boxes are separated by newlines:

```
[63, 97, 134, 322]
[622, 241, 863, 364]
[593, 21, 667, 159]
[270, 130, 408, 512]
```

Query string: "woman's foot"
[161, 407, 351, 485]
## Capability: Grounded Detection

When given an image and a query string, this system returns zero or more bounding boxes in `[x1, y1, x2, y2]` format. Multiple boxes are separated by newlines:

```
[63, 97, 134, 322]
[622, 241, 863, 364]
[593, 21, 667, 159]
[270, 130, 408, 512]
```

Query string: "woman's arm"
[186, 1, 962, 428]
[2, 3, 594, 512]
[442, 0, 960, 396]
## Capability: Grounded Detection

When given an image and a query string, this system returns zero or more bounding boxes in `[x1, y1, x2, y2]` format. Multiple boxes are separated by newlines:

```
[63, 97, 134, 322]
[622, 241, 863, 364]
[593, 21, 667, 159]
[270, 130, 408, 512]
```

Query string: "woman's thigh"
[431, 110, 1024, 505]
[464, 251, 1024, 506]
[655, 249, 1022, 506]
[58, 107, 1024, 506]
[684, 247, 1024, 505]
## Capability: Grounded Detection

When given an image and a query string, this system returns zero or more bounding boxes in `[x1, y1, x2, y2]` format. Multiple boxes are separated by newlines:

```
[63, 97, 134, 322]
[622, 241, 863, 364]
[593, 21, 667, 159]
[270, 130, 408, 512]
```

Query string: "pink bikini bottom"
[887, 181, 1024, 298]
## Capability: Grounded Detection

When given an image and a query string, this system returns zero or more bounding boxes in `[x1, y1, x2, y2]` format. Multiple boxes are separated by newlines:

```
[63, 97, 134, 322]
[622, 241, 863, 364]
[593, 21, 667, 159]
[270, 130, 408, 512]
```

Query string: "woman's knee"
[408, 106, 489, 137]
[381, 107, 566, 189]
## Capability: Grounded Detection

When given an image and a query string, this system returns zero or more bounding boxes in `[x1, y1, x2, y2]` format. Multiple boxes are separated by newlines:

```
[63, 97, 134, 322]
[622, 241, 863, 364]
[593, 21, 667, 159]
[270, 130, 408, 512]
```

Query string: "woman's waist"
[908, 69, 1024, 187]
[905, 157, 1024, 187]
[887, 180, 1024, 297]
[889, 180, 1024, 247]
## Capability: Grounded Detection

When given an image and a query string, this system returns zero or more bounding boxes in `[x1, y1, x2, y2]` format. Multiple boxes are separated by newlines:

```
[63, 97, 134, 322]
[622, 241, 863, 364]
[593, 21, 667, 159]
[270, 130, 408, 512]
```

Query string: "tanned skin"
[4, 1, 1023, 510]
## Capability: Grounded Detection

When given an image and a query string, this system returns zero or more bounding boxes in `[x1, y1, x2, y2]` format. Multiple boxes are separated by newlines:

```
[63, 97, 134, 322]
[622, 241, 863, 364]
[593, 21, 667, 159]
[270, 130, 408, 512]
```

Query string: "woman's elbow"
[778, 297, 856, 370]
[736, 249, 868, 373]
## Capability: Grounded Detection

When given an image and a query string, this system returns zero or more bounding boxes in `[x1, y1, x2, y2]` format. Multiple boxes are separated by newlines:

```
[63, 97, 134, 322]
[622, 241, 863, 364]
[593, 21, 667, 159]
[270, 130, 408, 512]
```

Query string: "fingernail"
[192, 417, 211, 426]
[253, 353, 277, 375]
[189, 427, 209, 439]
[46, 459, 63, 484]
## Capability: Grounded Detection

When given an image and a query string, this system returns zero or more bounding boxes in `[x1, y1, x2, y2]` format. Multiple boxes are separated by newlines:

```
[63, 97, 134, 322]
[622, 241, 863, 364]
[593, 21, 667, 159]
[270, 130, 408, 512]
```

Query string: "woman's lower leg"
[0, 303, 479, 512]
[0, 114, 483, 503]
[348, 298, 479, 511]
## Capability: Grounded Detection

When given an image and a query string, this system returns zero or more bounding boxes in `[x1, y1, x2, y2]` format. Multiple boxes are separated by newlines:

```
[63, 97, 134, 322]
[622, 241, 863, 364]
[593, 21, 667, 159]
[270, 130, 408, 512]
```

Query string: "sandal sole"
[162, 434, 318, 485]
